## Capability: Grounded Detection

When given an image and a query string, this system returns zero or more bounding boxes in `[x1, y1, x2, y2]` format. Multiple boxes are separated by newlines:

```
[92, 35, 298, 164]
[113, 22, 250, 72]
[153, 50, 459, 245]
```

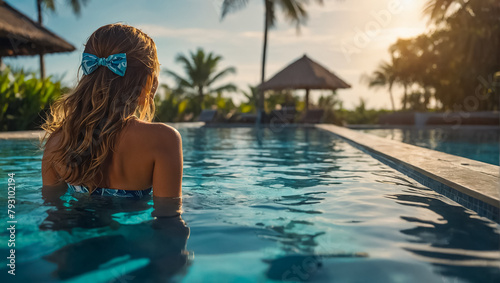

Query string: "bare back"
[42, 118, 183, 198]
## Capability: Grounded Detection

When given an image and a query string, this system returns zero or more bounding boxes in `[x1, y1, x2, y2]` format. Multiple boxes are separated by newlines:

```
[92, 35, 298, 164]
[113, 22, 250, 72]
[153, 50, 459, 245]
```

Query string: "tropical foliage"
[366, 0, 500, 111]
[0, 67, 64, 131]
[239, 85, 258, 114]
[153, 83, 239, 123]
[41, 0, 89, 15]
[363, 61, 396, 111]
[151, 78, 393, 125]
[154, 85, 188, 122]
[317, 91, 342, 124]
[164, 48, 237, 116]
[310, 93, 389, 125]
[337, 98, 390, 125]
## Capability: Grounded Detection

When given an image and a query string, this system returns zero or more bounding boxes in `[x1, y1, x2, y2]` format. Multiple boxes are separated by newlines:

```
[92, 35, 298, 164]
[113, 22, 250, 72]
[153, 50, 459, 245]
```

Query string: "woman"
[41, 23, 182, 198]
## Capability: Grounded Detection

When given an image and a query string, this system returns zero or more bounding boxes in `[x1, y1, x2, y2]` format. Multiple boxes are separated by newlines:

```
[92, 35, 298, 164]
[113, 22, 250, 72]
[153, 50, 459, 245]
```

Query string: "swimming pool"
[358, 127, 500, 166]
[0, 126, 499, 282]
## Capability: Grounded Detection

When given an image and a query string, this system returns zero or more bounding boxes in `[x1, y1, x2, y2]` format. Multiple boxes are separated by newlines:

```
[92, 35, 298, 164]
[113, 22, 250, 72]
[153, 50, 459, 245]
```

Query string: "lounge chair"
[197, 109, 217, 123]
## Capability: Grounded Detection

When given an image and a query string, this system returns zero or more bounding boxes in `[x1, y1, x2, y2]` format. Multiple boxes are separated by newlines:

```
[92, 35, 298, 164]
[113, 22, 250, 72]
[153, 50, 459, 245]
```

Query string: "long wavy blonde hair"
[42, 23, 160, 192]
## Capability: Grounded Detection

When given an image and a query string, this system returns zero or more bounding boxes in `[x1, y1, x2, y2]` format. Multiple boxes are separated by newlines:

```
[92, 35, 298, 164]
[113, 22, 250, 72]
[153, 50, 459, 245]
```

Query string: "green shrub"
[154, 85, 189, 122]
[0, 67, 64, 131]
[154, 85, 238, 122]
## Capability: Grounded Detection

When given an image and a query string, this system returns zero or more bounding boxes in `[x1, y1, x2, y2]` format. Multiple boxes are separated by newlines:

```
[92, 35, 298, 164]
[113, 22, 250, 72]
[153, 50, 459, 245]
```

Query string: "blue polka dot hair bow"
[81, 53, 127, 76]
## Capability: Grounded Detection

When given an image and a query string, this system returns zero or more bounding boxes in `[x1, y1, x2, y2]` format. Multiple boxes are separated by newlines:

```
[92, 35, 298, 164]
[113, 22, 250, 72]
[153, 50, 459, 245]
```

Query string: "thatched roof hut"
[0, 1, 75, 57]
[260, 54, 351, 110]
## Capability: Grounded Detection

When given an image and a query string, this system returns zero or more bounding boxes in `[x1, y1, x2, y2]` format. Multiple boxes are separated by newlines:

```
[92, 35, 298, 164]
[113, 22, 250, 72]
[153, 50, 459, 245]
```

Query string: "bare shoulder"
[43, 131, 62, 157]
[150, 122, 181, 141]
[128, 120, 182, 149]
[127, 119, 183, 197]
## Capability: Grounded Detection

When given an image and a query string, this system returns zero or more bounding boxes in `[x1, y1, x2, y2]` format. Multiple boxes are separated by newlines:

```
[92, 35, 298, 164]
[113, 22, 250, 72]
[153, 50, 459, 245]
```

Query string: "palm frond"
[211, 83, 238, 94]
[175, 54, 195, 75]
[278, 0, 308, 29]
[208, 66, 236, 86]
[266, 0, 277, 28]
[164, 70, 193, 89]
[220, 0, 249, 20]
[422, 0, 469, 24]
[42, 0, 56, 11]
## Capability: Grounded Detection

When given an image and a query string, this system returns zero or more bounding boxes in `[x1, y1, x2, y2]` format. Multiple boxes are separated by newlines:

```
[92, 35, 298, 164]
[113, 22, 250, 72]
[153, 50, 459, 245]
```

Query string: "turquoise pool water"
[0, 126, 499, 282]
[359, 127, 500, 165]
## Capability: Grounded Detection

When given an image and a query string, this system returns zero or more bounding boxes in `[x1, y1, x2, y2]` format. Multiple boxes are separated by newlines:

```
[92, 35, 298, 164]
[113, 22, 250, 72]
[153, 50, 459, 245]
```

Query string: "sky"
[5, 0, 429, 110]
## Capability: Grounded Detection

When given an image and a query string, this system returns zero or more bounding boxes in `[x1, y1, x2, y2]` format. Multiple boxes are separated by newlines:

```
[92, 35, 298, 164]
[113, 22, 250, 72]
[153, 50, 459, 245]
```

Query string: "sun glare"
[400, 0, 419, 10]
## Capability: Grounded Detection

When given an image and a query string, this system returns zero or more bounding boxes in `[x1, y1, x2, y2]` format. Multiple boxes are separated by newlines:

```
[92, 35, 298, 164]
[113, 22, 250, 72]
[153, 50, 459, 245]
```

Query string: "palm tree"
[239, 85, 259, 113]
[165, 48, 237, 116]
[423, 0, 499, 73]
[422, 0, 473, 23]
[36, 0, 89, 79]
[220, 0, 323, 120]
[364, 0, 499, 111]
[389, 38, 419, 111]
[364, 61, 396, 111]
[317, 91, 341, 123]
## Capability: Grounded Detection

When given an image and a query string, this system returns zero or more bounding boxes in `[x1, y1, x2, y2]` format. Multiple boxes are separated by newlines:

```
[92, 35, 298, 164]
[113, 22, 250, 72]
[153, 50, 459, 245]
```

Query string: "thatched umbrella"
[0, 1, 75, 67]
[259, 54, 351, 110]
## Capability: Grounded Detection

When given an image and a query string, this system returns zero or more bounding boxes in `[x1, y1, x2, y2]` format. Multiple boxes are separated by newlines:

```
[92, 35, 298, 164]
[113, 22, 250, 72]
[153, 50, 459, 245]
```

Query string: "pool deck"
[316, 124, 500, 222]
[0, 123, 206, 140]
[0, 130, 46, 140]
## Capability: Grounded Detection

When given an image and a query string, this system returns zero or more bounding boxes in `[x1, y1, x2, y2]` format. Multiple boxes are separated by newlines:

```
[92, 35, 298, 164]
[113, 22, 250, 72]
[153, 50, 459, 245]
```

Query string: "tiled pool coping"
[2, 124, 499, 222]
[0, 123, 205, 140]
[316, 124, 500, 223]
[0, 130, 46, 140]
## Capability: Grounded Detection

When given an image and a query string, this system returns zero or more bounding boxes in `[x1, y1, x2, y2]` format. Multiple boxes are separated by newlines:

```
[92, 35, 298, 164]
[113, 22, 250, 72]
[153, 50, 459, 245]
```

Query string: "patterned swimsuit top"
[67, 184, 152, 198]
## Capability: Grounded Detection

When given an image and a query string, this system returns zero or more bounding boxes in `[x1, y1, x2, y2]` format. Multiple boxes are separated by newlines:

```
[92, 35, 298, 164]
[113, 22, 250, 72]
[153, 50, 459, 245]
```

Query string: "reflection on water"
[360, 127, 500, 165]
[0, 127, 499, 282]
[25, 186, 190, 282]
[386, 192, 500, 282]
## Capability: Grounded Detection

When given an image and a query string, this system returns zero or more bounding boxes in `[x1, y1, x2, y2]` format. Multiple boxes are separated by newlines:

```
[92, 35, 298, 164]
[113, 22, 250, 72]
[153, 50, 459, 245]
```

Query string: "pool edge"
[0, 122, 206, 140]
[316, 124, 500, 223]
[0, 130, 45, 140]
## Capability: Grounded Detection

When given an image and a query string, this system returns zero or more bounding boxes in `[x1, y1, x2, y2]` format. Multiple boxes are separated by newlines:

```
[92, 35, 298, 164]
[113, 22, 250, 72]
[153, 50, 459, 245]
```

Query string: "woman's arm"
[151, 124, 183, 198]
